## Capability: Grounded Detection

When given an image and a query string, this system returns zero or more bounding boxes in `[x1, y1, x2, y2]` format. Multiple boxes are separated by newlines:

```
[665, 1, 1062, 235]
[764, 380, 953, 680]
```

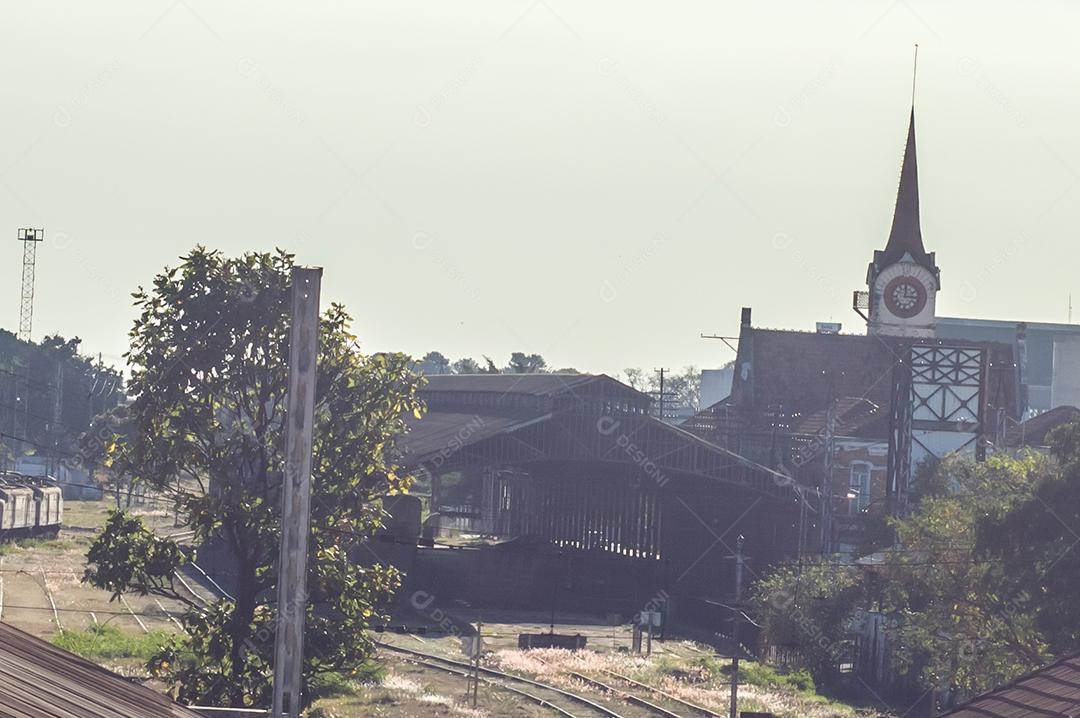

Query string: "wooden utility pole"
[729, 536, 745, 718]
[271, 266, 323, 718]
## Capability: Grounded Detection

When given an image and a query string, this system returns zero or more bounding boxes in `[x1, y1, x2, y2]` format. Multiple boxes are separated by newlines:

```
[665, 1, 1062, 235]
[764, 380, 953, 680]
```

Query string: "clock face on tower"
[883, 276, 927, 318]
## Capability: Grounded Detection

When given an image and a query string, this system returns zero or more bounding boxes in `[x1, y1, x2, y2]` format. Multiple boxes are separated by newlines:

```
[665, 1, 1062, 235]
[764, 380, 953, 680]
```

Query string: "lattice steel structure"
[888, 343, 989, 513]
[17, 228, 43, 342]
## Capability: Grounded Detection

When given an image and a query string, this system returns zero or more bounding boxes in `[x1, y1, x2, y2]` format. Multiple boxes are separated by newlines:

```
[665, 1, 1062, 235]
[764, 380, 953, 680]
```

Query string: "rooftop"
[0, 621, 202, 718]
[939, 651, 1080, 717]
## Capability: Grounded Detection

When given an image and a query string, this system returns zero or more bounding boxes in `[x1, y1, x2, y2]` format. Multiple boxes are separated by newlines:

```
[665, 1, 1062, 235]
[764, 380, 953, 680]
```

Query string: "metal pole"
[271, 267, 322, 718]
[821, 401, 836, 555]
[730, 536, 744, 718]
[472, 613, 483, 707]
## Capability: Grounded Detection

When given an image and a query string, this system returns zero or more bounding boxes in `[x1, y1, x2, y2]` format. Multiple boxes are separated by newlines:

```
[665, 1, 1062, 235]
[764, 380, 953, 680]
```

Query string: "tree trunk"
[228, 552, 258, 706]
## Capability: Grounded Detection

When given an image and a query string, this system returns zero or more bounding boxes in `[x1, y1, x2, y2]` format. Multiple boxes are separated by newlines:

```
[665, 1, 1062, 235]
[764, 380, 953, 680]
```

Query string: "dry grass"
[491, 648, 869, 718]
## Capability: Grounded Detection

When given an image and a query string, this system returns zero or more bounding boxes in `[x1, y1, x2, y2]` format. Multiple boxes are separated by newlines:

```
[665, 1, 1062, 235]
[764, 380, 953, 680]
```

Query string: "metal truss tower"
[17, 228, 43, 342]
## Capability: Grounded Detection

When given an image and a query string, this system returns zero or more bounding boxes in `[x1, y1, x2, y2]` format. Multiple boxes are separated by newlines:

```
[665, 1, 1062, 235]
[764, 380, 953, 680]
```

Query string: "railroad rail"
[600, 668, 721, 718]
[531, 651, 714, 718]
[564, 671, 682, 718]
[379, 642, 635, 718]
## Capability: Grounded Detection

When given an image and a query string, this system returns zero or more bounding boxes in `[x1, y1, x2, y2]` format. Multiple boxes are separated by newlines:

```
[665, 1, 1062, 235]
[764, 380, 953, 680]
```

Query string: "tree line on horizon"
[417, 351, 704, 411]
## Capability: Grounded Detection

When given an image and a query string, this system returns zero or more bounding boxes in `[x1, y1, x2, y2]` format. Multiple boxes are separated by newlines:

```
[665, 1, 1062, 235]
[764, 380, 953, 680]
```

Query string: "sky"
[1, 1, 1079, 377]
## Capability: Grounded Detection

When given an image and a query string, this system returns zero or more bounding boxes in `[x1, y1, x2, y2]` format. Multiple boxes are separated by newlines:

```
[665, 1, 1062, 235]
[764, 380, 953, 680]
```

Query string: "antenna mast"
[17, 228, 44, 342]
[911, 43, 919, 107]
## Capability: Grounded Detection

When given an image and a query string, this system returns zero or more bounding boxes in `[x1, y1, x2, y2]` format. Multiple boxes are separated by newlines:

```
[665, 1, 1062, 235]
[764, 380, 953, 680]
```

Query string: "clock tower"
[866, 108, 940, 338]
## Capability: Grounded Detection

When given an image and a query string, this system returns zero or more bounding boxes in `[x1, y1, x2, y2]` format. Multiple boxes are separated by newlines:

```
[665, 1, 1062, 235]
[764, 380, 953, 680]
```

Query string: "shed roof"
[0, 621, 202, 718]
[1006, 405, 1080, 448]
[421, 373, 600, 396]
[938, 652, 1080, 717]
[399, 408, 546, 467]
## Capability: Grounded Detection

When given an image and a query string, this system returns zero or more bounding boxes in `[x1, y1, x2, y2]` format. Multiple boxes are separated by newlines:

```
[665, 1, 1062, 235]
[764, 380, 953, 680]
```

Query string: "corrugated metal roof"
[939, 653, 1080, 717]
[0, 620, 202, 718]
[421, 373, 601, 396]
[399, 409, 546, 467]
[1006, 405, 1080, 448]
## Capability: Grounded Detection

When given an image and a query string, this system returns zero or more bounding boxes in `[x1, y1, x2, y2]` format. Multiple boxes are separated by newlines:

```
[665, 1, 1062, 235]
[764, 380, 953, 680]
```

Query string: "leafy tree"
[418, 351, 450, 375]
[620, 366, 701, 411]
[977, 423, 1080, 656]
[622, 368, 647, 390]
[664, 366, 701, 411]
[80, 405, 141, 509]
[882, 453, 1050, 695]
[750, 452, 1052, 697]
[0, 329, 122, 461]
[451, 357, 481, 374]
[750, 560, 865, 681]
[83, 247, 422, 709]
[506, 352, 547, 374]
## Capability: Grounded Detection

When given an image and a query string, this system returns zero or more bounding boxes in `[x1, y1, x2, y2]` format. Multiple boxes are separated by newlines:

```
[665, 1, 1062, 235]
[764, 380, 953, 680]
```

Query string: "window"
[849, 462, 872, 513]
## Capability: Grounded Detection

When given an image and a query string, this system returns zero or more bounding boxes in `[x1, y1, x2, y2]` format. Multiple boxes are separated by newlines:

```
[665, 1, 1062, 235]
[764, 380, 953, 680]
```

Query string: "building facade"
[685, 104, 1022, 555]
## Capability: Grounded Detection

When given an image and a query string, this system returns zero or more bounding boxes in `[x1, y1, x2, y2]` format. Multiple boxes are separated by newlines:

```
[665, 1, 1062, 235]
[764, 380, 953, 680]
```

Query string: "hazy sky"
[2, 2, 1079, 376]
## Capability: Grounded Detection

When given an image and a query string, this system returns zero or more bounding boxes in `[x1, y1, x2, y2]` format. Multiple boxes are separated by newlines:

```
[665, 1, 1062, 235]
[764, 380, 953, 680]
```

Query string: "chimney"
[741, 307, 752, 327]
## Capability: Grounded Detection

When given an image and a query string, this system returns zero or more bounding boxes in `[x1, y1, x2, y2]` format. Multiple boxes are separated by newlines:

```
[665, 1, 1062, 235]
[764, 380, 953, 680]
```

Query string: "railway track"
[599, 669, 721, 718]
[530, 652, 719, 718]
[380, 642, 639, 718]
[563, 671, 684, 718]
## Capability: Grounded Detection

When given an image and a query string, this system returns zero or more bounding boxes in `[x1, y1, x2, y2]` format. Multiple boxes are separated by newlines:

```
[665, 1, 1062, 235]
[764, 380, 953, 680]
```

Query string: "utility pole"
[271, 266, 323, 718]
[729, 535, 745, 718]
[821, 400, 836, 555]
[471, 613, 483, 707]
[654, 367, 668, 421]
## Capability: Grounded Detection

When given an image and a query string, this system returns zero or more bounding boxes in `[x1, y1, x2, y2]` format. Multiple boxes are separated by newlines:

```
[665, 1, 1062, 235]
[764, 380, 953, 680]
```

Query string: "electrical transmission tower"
[17, 228, 44, 342]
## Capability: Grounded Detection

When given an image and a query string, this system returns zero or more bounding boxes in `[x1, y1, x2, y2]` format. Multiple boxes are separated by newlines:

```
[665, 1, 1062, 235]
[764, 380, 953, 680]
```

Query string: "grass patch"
[52, 624, 169, 661]
[0, 538, 78, 555]
[308, 663, 388, 700]
[737, 661, 816, 694]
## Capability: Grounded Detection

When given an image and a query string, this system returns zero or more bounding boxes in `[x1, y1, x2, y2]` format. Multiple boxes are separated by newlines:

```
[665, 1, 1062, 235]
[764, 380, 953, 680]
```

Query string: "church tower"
[866, 108, 940, 338]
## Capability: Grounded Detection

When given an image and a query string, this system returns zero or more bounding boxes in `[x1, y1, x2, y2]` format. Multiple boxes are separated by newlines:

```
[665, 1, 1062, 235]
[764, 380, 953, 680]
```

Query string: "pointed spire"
[867, 47, 939, 289]
[882, 108, 926, 262]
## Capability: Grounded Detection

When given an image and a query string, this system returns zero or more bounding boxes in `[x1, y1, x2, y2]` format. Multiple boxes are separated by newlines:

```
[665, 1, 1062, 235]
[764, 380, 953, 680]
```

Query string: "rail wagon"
[0, 473, 63, 540]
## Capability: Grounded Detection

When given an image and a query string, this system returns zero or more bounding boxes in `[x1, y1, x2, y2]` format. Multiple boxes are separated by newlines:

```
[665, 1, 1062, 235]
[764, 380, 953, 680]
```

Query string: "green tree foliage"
[433, 352, 561, 374]
[0, 330, 121, 460]
[450, 357, 481, 374]
[418, 351, 450, 375]
[80, 405, 140, 508]
[884, 453, 1050, 694]
[83, 247, 423, 709]
[506, 352, 547, 373]
[750, 452, 1053, 697]
[977, 422, 1080, 656]
[750, 561, 865, 680]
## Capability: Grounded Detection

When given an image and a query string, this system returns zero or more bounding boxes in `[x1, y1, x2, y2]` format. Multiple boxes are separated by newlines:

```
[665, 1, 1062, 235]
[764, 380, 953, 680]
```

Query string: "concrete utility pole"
[271, 266, 323, 718]
[729, 535, 745, 718]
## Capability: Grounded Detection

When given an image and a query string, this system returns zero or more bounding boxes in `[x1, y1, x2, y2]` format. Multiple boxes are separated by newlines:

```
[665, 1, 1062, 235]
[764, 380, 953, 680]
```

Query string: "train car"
[0, 473, 63, 540]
